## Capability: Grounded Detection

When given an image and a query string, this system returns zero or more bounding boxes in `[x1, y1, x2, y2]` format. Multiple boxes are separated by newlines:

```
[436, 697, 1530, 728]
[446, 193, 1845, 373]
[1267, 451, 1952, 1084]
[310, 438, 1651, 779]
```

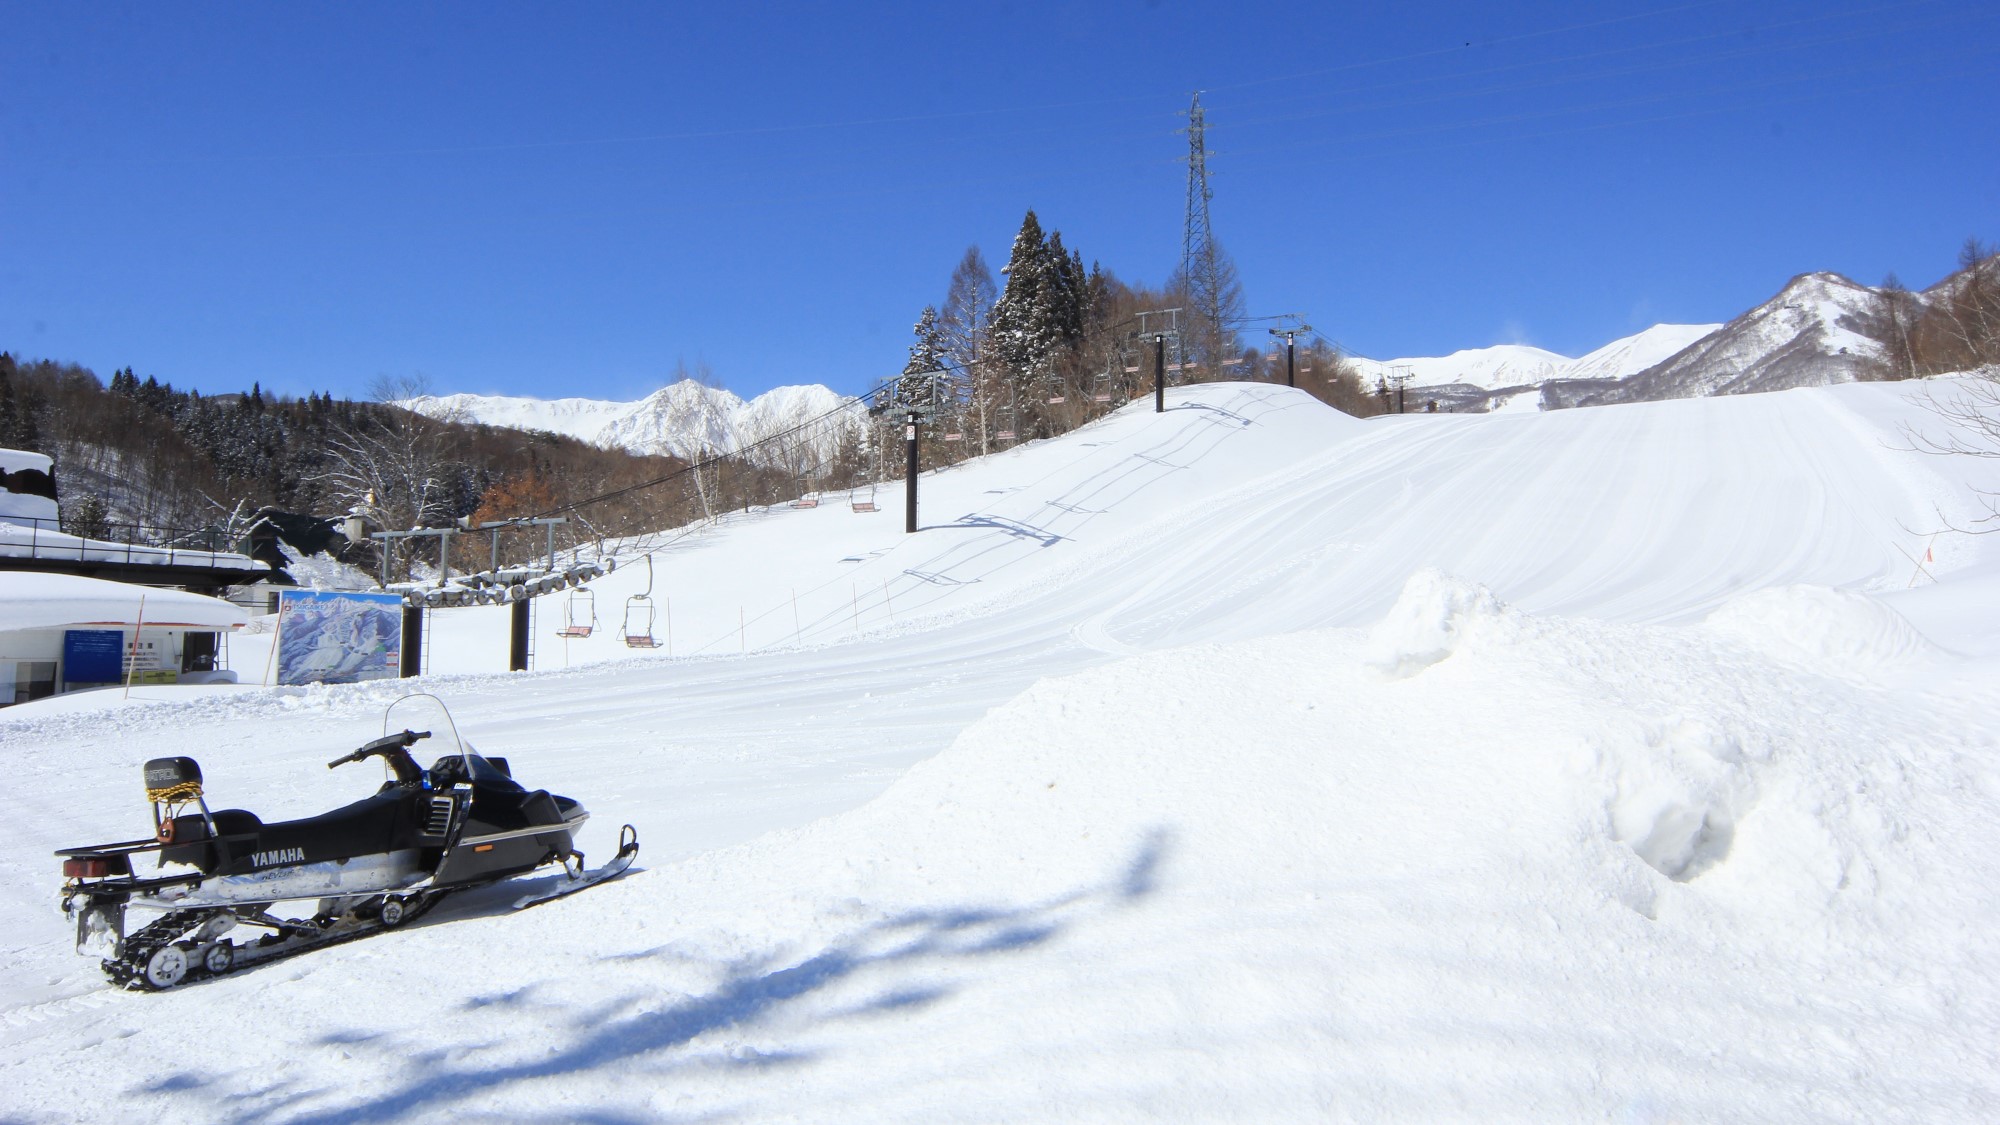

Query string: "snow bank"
[1706, 583, 1944, 678]
[89, 572, 1981, 1123]
[262, 572, 1990, 1123]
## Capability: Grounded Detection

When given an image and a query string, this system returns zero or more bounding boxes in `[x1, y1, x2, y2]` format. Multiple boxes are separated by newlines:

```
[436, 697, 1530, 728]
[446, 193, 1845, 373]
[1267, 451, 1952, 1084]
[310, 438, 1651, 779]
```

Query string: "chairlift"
[850, 484, 878, 513]
[1092, 370, 1113, 403]
[623, 554, 660, 648]
[557, 585, 596, 639]
[790, 476, 820, 508]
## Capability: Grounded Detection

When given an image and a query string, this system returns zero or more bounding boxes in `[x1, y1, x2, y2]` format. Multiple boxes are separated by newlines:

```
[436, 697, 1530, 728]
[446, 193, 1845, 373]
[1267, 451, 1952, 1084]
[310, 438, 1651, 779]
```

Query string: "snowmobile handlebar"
[326, 729, 431, 770]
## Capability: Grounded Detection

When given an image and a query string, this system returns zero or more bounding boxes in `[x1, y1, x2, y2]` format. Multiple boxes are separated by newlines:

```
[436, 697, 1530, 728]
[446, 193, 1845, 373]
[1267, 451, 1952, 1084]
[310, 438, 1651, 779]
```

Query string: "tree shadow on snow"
[170, 828, 1172, 1125]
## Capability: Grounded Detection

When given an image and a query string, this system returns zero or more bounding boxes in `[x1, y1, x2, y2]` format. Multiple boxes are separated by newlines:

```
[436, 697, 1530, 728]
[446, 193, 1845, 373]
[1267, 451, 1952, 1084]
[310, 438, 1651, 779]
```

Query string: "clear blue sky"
[3, 1, 1994, 402]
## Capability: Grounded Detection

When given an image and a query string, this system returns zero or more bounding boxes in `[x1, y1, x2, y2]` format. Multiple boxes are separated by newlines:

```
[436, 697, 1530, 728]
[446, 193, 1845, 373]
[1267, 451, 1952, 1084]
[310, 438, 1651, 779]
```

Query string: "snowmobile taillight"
[63, 856, 126, 879]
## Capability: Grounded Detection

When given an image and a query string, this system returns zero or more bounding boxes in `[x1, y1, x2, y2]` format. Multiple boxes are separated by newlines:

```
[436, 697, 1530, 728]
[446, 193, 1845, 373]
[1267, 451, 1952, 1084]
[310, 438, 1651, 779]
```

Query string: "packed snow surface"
[4, 380, 1999, 1122]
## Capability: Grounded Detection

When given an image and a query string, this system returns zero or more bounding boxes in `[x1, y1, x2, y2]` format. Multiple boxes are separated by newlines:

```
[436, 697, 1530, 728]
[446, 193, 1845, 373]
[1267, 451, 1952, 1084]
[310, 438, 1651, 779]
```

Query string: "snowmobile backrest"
[144, 757, 203, 803]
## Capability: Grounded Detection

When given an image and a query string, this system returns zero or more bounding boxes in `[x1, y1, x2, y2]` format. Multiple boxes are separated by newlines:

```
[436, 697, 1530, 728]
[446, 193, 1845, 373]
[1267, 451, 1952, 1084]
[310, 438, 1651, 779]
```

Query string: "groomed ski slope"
[2, 380, 1997, 1122]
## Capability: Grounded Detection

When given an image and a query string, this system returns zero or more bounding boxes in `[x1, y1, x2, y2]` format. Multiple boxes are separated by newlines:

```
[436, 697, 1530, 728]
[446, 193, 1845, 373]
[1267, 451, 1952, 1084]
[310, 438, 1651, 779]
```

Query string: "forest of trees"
[1873, 239, 2000, 381]
[0, 353, 818, 578]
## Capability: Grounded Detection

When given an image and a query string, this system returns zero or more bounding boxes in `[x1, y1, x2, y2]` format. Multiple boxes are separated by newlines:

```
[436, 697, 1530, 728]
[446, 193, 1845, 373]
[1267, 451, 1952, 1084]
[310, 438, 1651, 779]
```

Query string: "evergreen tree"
[988, 209, 1091, 434]
[896, 305, 949, 409]
[0, 363, 23, 450]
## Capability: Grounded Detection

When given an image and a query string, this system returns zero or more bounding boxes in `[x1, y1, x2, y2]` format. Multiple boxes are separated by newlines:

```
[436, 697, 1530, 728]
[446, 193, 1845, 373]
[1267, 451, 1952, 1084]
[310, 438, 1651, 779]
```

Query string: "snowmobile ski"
[512, 823, 639, 910]
[55, 693, 637, 990]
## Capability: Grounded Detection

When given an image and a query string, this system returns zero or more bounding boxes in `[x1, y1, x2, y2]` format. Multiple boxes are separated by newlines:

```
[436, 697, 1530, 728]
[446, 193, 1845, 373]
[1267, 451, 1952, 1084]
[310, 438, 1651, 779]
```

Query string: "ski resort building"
[0, 571, 248, 706]
[0, 447, 264, 706]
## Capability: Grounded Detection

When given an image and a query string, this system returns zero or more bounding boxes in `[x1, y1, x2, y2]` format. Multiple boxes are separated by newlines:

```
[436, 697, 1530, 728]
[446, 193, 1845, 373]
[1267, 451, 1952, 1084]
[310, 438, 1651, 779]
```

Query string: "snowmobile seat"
[157, 809, 263, 872]
[247, 794, 406, 865]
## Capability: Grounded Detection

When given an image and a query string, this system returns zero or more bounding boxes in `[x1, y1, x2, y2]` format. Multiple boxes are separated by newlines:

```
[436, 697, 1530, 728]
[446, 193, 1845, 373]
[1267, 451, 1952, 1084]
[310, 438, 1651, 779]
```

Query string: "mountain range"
[409, 267, 1919, 450]
[404, 381, 861, 463]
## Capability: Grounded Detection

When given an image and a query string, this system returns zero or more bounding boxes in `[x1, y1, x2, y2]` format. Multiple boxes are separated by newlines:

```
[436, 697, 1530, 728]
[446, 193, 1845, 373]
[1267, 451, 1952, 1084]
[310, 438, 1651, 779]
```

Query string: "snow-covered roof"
[0, 571, 249, 631]
[0, 522, 267, 571]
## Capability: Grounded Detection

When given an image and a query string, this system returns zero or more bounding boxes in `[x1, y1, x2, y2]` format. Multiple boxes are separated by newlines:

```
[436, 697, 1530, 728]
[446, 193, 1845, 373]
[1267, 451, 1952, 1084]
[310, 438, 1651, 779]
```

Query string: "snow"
[0, 522, 267, 571]
[4, 379, 2000, 1122]
[0, 571, 249, 631]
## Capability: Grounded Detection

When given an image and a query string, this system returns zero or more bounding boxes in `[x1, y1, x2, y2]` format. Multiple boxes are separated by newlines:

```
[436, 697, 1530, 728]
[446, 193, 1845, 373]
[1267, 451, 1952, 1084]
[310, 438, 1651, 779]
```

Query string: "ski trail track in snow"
[2, 379, 1997, 1122]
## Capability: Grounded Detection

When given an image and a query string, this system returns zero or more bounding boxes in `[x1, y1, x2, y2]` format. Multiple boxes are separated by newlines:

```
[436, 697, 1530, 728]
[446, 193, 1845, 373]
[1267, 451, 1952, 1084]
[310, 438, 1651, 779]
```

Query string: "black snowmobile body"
[56, 694, 636, 990]
[134, 739, 583, 886]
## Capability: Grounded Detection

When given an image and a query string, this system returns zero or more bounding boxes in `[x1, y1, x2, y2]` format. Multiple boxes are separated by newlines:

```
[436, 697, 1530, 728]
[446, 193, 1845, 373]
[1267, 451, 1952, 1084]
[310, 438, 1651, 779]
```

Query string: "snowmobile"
[55, 693, 638, 990]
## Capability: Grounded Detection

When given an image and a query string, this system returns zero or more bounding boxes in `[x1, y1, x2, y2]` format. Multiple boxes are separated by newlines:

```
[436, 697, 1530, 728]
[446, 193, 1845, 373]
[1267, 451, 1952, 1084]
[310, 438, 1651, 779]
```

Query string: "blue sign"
[276, 590, 404, 686]
[63, 629, 125, 685]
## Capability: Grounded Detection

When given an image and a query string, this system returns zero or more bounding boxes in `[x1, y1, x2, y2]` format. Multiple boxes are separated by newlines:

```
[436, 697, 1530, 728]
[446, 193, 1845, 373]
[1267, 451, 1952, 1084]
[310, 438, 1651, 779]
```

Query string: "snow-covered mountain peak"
[601, 380, 746, 459]
[401, 379, 862, 464]
[1746, 271, 1882, 347]
[1351, 343, 1572, 393]
[1563, 272, 1887, 406]
[1560, 323, 1722, 383]
[1350, 326, 1726, 394]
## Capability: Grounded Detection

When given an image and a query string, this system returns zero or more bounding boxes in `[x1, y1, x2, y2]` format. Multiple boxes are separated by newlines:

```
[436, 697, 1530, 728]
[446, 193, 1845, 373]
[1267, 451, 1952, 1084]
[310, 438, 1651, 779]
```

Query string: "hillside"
[4, 380, 1998, 1122]
[1546, 272, 1888, 408]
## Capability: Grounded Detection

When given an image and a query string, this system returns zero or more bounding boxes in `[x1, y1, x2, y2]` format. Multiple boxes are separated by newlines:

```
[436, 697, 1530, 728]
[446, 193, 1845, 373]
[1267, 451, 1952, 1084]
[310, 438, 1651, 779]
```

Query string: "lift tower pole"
[1268, 319, 1311, 388]
[904, 409, 920, 534]
[1136, 308, 1182, 415]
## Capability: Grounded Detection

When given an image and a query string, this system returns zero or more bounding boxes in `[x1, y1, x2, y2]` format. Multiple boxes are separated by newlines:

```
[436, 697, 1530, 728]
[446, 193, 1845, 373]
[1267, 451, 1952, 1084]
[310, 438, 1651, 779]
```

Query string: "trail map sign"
[276, 590, 403, 685]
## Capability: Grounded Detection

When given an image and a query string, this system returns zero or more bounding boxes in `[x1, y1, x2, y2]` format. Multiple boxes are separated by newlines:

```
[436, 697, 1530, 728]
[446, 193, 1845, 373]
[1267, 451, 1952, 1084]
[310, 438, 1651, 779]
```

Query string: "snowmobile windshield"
[380, 692, 472, 776]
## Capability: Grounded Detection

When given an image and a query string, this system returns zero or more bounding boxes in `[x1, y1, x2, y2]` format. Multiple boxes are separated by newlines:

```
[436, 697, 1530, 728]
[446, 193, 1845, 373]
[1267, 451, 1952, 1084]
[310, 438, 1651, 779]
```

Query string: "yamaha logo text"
[253, 847, 305, 868]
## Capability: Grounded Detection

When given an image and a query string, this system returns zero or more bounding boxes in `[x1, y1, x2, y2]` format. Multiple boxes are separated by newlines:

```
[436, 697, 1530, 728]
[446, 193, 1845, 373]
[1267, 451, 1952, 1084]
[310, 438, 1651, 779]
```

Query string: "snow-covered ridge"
[403, 380, 860, 463]
[1349, 324, 1723, 393]
[1557, 272, 1887, 407]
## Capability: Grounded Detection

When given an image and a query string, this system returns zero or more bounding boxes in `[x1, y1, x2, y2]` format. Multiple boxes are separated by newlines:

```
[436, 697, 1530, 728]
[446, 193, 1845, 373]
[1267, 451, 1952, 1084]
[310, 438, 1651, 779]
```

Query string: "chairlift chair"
[623, 554, 661, 648]
[850, 484, 878, 514]
[556, 586, 596, 639]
